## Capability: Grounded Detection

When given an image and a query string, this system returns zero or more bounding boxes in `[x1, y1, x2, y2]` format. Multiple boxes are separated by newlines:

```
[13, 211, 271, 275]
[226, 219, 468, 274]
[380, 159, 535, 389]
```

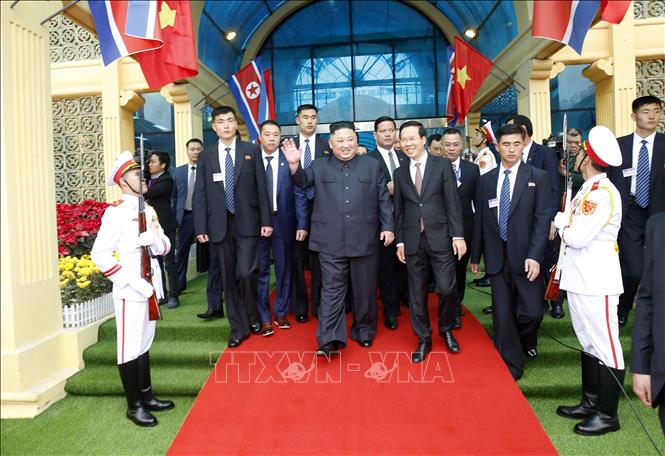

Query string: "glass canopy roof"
[198, 0, 517, 80]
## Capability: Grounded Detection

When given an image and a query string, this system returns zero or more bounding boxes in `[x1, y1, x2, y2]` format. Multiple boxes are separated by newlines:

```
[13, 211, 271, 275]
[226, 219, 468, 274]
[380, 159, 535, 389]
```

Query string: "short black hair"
[329, 120, 356, 134]
[632, 95, 663, 113]
[374, 116, 396, 132]
[506, 114, 533, 137]
[427, 134, 442, 146]
[211, 106, 237, 121]
[495, 124, 525, 142]
[400, 120, 426, 139]
[150, 151, 170, 169]
[442, 128, 462, 138]
[296, 104, 318, 116]
[566, 128, 582, 137]
[186, 138, 203, 147]
[260, 119, 281, 131]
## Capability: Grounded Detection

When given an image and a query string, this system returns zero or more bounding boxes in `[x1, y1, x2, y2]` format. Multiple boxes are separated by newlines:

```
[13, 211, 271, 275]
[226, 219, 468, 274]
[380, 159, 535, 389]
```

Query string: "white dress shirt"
[217, 138, 237, 185]
[262, 150, 279, 212]
[521, 140, 533, 163]
[630, 131, 656, 195]
[409, 152, 428, 184]
[299, 133, 318, 168]
[377, 146, 397, 180]
[496, 160, 521, 207]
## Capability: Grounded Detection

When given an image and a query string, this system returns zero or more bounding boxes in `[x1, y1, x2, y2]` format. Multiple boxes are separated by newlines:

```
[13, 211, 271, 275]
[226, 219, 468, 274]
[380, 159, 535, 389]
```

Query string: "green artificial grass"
[2, 270, 664, 455]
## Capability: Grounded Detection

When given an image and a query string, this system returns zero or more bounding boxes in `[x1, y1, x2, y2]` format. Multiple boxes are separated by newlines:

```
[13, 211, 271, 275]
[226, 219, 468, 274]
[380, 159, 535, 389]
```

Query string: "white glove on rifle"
[137, 231, 155, 247]
[129, 277, 154, 298]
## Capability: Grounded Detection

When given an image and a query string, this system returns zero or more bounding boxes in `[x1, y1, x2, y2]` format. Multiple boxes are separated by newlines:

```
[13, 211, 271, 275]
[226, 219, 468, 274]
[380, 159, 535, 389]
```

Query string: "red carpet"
[169, 292, 556, 455]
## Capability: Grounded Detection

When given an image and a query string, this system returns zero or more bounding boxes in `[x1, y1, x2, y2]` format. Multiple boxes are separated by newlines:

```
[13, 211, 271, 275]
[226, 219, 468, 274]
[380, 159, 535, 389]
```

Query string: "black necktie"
[265, 156, 274, 211]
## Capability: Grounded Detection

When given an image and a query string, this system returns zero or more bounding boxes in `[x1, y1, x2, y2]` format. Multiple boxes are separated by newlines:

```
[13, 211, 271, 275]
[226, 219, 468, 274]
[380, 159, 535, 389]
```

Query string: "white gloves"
[137, 231, 155, 247]
[129, 277, 155, 298]
[553, 211, 569, 230]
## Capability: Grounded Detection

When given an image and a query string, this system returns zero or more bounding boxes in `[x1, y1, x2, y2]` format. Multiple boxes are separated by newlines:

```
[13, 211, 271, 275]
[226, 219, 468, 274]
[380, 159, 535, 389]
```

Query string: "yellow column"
[101, 60, 144, 202]
[583, 59, 614, 129]
[610, 10, 636, 136]
[160, 83, 203, 166]
[515, 59, 565, 143]
[1, 1, 71, 418]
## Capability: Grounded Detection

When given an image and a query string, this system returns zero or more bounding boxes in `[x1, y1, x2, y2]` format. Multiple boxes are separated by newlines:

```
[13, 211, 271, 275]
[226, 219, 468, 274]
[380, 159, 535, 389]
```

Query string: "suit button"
[419, 203, 423, 207]
[345, 200, 349, 203]
[345, 187, 349, 190]
[345, 173, 349, 177]
[346, 214, 350, 218]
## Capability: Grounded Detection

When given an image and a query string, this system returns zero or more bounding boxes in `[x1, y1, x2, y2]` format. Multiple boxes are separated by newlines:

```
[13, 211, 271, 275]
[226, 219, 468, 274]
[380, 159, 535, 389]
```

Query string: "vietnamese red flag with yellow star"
[130, 1, 198, 89]
[450, 36, 493, 122]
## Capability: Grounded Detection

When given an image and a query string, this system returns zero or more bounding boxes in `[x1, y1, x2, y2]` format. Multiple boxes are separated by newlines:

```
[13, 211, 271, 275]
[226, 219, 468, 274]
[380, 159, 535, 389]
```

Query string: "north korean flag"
[228, 58, 271, 142]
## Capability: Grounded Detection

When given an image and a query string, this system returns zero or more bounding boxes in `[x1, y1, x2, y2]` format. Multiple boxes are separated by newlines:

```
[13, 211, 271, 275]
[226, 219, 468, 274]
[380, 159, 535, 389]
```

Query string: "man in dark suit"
[367, 116, 408, 330]
[170, 138, 224, 318]
[193, 106, 273, 348]
[282, 121, 394, 355]
[145, 151, 178, 308]
[256, 120, 308, 336]
[441, 127, 480, 329]
[632, 212, 665, 435]
[289, 104, 332, 323]
[608, 96, 665, 327]
[470, 124, 550, 380]
[393, 121, 466, 363]
[506, 115, 560, 319]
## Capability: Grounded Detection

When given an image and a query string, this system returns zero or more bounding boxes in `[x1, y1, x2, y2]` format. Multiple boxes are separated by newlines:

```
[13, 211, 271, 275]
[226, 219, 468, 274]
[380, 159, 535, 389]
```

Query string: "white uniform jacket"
[555, 173, 623, 296]
[91, 195, 170, 301]
[474, 147, 497, 175]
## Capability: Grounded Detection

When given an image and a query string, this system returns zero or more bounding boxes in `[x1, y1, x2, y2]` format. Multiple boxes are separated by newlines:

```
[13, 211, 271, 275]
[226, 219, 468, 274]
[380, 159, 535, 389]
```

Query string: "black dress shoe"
[358, 339, 372, 348]
[411, 340, 432, 363]
[618, 315, 627, 328]
[482, 306, 494, 314]
[459, 309, 466, 316]
[442, 331, 460, 353]
[454, 316, 462, 329]
[127, 402, 158, 427]
[473, 276, 491, 287]
[296, 314, 309, 323]
[316, 343, 337, 357]
[158, 298, 168, 306]
[197, 309, 224, 319]
[167, 296, 180, 309]
[550, 303, 564, 319]
[525, 348, 538, 359]
[228, 336, 248, 348]
[249, 322, 261, 334]
[384, 315, 398, 330]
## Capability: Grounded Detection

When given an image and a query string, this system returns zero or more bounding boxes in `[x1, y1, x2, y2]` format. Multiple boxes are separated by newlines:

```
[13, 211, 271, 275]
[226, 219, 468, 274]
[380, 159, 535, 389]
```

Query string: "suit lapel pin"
[244, 155, 252, 160]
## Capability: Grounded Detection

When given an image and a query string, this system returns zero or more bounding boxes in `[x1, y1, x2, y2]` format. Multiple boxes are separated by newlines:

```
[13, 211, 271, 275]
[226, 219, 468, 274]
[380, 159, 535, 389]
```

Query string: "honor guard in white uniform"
[91, 151, 175, 427]
[553, 126, 625, 436]
[473, 120, 497, 176]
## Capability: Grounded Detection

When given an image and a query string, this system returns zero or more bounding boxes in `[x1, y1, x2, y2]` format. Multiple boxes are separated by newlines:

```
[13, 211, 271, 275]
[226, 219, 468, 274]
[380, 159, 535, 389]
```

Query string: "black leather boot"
[574, 365, 625, 436]
[137, 352, 175, 412]
[557, 352, 598, 419]
[118, 360, 157, 427]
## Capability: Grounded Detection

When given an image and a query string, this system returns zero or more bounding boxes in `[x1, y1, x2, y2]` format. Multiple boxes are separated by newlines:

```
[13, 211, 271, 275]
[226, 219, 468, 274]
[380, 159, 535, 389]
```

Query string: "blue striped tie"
[499, 169, 511, 241]
[453, 163, 460, 181]
[224, 147, 235, 214]
[635, 139, 650, 208]
[304, 139, 315, 200]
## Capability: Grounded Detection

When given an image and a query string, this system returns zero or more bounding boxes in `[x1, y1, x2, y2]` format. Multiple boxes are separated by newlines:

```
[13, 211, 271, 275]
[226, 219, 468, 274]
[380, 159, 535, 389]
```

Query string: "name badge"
[622, 168, 636, 178]
[213, 173, 223, 182]
[488, 198, 499, 208]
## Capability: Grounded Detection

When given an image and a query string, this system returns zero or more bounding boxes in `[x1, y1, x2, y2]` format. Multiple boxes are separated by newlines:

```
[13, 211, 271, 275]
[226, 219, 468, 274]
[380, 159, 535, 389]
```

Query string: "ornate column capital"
[582, 59, 614, 83]
[160, 83, 191, 105]
[119, 90, 145, 113]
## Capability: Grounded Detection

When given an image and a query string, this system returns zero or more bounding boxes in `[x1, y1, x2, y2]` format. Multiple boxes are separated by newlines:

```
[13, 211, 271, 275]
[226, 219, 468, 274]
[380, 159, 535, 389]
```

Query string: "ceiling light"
[464, 27, 478, 40]
[225, 30, 237, 41]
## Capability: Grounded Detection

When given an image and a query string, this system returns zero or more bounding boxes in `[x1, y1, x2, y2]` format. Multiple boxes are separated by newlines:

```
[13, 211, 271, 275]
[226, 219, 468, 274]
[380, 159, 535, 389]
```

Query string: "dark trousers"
[317, 250, 378, 347]
[213, 213, 259, 340]
[377, 242, 408, 318]
[158, 229, 177, 298]
[443, 242, 471, 317]
[618, 203, 649, 320]
[257, 236, 292, 323]
[290, 238, 322, 318]
[206, 243, 223, 312]
[489, 243, 547, 379]
[406, 233, 457, 341]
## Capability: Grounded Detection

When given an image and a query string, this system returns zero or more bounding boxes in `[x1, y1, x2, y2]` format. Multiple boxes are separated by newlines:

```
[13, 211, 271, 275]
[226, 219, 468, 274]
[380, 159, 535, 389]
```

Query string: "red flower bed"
[56, 199, 110, 257]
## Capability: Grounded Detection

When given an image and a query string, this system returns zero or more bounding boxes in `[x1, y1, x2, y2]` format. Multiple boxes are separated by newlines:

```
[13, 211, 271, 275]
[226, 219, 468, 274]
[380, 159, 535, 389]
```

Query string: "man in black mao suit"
[193, 106, 273, 348]
[440, 128, 480, 329]
[608, 96, 665, 327]
[470, 124, 550, 380]
[289, 104, 332, 323]
[282, 121, 394, 355]
[145, 151, 178, 306]
[393, 121, 467, 363]
[631, 212, 665, 435]
[367, 116, 409, 330]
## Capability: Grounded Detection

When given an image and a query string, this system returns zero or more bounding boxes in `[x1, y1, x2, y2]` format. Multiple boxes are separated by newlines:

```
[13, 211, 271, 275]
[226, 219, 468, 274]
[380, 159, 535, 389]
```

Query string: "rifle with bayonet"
[138, 134, 162, 321]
